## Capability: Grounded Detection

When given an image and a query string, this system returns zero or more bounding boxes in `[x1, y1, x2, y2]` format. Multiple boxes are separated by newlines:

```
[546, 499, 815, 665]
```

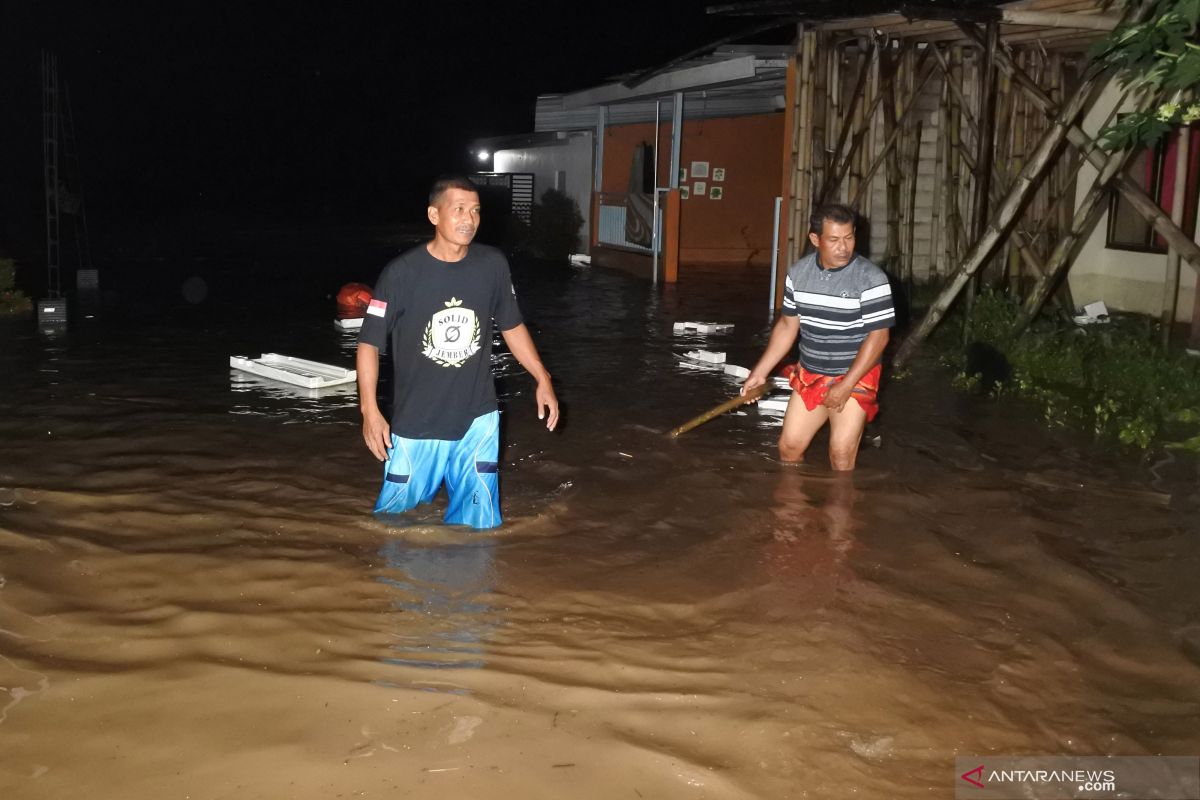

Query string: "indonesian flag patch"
[367, 298, 387, 318]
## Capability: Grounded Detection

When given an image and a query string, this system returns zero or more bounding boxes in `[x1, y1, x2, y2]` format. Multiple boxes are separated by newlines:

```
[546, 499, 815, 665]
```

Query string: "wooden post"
[893, 58, 1112, 368]
[663, 188, 681, 283]
[777, 44, 800, 308]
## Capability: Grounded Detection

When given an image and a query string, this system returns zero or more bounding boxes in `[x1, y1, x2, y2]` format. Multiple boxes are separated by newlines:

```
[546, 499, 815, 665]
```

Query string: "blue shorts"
[374, 410, 502, 529]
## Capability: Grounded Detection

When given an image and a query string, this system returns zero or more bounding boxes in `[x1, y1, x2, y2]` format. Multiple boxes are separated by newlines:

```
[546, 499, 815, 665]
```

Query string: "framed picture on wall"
[709, 186, 724, 200]
[712, 167, 726, 182]
[690, 161, 710, 178]
[680, 186, 690, 200]
[693, 181, 707, 196]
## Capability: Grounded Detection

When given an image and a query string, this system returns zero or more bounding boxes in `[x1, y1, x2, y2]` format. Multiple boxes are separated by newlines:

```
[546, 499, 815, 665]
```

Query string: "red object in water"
[336, 282, 373, 317]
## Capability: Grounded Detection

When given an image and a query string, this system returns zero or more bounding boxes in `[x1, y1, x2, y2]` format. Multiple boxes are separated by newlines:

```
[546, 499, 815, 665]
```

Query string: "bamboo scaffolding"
[893, 55, 1112, 368]
[830, 41, 916, 207]
[820, 39, 875, 203]
[1014, 142, 1142, 333]
[851, 54, 937, 208]
[962, 21, 1200, 275]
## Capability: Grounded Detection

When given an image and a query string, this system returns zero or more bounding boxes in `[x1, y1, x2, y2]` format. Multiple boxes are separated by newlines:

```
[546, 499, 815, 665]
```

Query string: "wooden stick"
[668, 383, 771, 438]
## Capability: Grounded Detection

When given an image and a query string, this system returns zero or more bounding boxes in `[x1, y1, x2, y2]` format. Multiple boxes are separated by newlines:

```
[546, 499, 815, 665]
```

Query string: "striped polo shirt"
[781, 252, 895, 375]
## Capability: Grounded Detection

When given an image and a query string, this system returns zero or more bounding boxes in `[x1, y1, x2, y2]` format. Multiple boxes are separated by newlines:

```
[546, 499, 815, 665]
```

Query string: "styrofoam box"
[230, 353, 357, 389]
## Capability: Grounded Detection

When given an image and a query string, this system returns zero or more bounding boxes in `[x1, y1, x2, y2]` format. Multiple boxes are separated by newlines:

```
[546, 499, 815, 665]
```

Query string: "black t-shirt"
[359, 243, 523, 440]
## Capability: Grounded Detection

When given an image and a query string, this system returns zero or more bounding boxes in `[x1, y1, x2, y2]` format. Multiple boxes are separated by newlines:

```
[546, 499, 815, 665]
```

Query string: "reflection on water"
[376, 539, 496, 676]
[0, 250, 1198, 799]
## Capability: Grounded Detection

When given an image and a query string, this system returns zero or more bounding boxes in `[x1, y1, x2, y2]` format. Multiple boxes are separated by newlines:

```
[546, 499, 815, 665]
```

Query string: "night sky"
[2, 1, 739, 260]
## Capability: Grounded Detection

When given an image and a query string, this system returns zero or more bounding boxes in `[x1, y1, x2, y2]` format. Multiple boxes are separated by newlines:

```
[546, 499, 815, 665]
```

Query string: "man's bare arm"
[357, 342, 391, 461]
[742, 315, 801, 398]
[500, 324, 559, 431]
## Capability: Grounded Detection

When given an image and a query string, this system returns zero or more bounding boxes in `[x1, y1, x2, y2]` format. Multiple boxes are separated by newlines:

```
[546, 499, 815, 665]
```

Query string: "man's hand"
[822, 380, 853, 413]
[536, 379, 559, 431]
[741, 373, 767, 402]
[362, 408, 392, 462]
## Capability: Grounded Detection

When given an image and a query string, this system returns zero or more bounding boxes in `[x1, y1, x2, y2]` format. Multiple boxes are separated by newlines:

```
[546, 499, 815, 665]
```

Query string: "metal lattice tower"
[42, 51, 61, 299]
[41, 51, 93, 305]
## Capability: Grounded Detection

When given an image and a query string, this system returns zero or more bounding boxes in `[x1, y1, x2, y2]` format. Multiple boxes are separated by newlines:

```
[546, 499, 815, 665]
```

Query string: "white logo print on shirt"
[422, 297, 481, 368]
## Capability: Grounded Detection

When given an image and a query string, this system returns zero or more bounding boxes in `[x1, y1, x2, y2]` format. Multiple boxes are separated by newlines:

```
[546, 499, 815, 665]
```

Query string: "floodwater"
[1, 239, 1199, 799]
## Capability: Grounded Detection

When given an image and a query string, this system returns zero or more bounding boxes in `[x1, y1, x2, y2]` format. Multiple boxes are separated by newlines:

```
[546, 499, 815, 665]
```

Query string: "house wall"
[495, 132, 594, 252]
[1069, 81, 1197, 323]
[600, 113, 784, 266]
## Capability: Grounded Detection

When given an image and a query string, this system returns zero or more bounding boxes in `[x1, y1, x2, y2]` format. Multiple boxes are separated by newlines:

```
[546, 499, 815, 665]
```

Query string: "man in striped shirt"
[743, 204, 895, 471]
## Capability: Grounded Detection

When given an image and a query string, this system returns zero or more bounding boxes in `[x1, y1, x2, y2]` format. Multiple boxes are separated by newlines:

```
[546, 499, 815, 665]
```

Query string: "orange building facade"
[598, 114, 784, 268]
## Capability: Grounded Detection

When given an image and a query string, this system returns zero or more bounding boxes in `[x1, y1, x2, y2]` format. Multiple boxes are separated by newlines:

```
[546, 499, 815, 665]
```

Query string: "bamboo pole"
[964, 22, 999, 335]
[812, 32, 830, 198]
[1161, 122, 1190, 349]
[668, 384, 770, 438]
[930, 69, 948, 279]
[905, 120, 924, 300]
[948, 46, 964, 271]
[893, 57, 1112, 368]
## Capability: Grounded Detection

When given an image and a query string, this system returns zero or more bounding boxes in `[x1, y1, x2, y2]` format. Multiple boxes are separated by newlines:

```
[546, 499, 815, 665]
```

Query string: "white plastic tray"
[229, 353, 357, 389]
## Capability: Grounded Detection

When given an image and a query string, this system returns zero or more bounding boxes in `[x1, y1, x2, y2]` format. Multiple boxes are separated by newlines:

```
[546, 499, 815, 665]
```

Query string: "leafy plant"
[939, 290, 1200, 451]
[0, 258, 32, 316]
[1092, 0, 1200, 149]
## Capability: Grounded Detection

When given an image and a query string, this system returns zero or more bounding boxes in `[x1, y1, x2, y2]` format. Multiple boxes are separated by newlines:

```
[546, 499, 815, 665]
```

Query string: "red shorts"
[781, 363, 882, 422]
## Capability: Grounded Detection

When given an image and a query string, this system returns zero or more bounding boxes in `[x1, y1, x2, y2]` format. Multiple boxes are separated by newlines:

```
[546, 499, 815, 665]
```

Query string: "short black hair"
[429, 175, 480, 206]
[809, 203, 857, 236]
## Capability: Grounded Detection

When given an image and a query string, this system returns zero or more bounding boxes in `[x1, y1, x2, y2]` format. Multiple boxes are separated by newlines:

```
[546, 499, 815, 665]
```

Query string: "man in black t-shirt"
[357, 176, 558, 528]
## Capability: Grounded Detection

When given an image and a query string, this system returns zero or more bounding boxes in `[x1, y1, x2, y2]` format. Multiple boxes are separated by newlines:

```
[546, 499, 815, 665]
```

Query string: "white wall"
[1070, 80, 1198, 322]
[495, 132, 594, 253]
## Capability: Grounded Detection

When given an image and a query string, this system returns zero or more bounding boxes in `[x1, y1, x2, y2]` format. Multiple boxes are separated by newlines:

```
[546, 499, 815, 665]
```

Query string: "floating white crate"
[724, 363, 751, 379]
[229, 353, 356, 389]
[683, 349, 726, 364]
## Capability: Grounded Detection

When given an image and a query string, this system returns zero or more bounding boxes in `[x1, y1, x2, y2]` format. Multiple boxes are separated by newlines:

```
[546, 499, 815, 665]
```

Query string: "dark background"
[1, 0, 738, 274]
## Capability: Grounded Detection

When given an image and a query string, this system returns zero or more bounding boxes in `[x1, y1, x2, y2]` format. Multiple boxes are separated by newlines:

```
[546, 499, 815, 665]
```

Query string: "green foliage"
[526, 189, 583, 264]
[943, 291, 1200, 451]
[1092, 0, 1200, 149]
[0, 258, 33, 316]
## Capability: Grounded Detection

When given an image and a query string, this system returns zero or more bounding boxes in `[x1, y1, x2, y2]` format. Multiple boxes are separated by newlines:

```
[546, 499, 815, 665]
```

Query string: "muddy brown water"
[1, 253, 1199, 799]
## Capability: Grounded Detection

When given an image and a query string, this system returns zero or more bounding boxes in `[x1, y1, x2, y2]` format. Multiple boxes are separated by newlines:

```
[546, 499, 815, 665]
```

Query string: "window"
[1107, 124, 1200, 252]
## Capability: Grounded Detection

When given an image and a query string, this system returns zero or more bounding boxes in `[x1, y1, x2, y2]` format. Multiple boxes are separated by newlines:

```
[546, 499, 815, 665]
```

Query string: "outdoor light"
[477, 150, 490, 161]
